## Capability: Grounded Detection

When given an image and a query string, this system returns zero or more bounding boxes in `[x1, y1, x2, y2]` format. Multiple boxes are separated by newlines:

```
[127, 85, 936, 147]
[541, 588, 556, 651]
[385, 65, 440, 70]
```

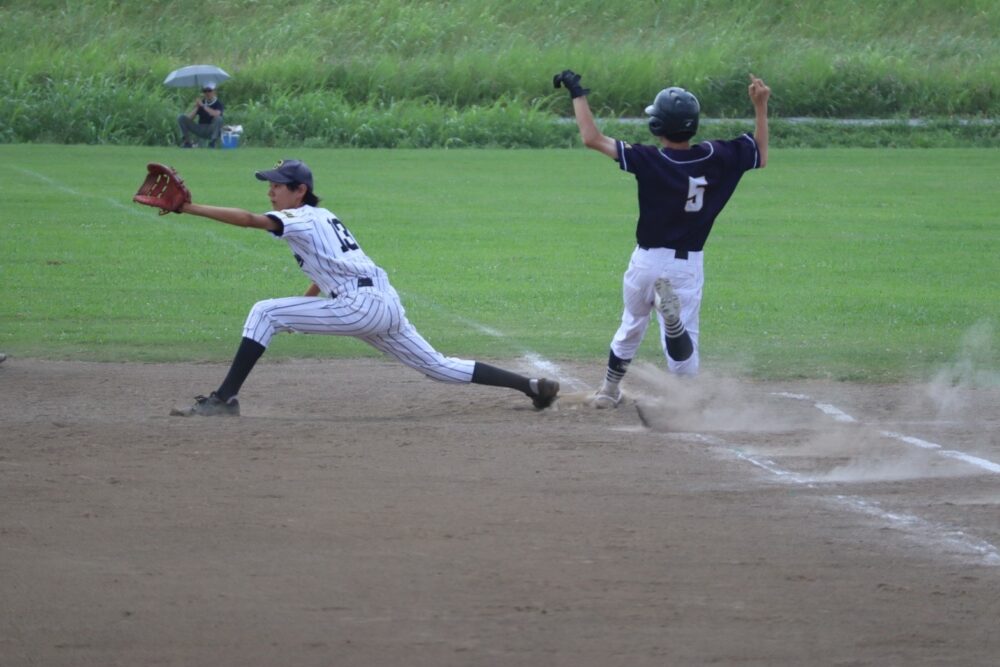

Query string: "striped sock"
[605, 350, 632, 385]
[665, 318, 686, 339]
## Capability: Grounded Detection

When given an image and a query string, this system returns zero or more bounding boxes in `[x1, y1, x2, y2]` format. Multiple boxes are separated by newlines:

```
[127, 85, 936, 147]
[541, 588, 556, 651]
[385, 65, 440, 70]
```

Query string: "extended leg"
[365, 322, 559, 409]
[472, 362, 559, 409]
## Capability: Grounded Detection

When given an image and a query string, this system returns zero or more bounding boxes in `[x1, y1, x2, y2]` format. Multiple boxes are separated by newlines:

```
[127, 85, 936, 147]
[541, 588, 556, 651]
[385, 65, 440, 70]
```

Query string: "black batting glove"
[553, 69, 590, 99]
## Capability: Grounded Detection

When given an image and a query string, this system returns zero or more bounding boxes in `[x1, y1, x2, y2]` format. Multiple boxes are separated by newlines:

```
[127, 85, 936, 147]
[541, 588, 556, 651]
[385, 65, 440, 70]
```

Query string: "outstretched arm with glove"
[553, 69, 617, 159]
[132, 162, 279, 231]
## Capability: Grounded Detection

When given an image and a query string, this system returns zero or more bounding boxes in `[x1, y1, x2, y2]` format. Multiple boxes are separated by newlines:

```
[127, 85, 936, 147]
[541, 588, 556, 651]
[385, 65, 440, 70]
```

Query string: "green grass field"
[1, 144, 997, 382]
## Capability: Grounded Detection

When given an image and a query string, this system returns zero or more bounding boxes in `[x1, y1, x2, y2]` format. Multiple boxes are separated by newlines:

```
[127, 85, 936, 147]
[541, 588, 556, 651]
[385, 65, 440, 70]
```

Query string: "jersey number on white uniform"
[328, 218, 360, 253]
[685, 176, 708, 212]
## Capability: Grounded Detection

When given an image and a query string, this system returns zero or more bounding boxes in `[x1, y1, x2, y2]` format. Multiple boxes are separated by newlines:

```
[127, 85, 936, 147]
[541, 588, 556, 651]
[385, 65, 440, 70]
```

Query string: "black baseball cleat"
[530, 378, 560, 409]
[170, 392, 240, 417]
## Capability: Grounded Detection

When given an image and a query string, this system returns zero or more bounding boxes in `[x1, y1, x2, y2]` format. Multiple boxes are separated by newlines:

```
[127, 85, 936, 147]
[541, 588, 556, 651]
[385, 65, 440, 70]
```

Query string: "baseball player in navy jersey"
[554, 70, 770, 408]
[170, 159, 559, 416]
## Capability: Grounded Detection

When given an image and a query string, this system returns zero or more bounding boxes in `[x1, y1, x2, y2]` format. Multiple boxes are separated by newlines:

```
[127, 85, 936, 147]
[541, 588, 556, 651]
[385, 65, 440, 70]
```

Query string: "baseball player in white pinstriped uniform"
[171, 159, 559, 416]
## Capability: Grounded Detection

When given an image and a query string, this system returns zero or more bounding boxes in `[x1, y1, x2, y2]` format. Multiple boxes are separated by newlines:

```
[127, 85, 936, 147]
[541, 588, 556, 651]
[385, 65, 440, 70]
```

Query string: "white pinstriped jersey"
[265, 205, 387, 297]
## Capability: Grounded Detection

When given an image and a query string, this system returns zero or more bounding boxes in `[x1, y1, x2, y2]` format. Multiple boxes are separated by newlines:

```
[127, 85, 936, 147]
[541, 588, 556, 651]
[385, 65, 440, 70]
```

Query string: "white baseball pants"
[241, 286, 476, 383]
[610, 246, 704, 375]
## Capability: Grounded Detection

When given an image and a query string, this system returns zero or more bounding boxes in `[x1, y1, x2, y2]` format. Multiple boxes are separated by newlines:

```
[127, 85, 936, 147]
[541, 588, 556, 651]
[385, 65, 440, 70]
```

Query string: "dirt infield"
[2, 358, 999, 666]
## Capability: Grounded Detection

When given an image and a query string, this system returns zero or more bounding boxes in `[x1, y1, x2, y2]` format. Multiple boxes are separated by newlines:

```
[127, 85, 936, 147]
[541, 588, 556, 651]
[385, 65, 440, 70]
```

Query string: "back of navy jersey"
[266, 205, 384, 295]
[616, 134, 760, 251]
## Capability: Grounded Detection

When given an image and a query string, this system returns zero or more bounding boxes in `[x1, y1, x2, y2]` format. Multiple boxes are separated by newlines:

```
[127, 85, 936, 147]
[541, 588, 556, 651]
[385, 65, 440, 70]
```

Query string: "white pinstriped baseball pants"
[241, 287, 476, 383]
[610, 246, 703, 375]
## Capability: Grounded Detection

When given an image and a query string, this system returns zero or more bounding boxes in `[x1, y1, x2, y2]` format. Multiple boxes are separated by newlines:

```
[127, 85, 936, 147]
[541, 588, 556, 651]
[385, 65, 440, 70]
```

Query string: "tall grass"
[2, 0, 998, 146]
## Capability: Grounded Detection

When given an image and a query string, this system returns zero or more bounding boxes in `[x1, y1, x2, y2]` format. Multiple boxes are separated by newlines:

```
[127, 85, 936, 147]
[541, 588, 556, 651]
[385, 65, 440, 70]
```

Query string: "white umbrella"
[163, 64, 231, 89]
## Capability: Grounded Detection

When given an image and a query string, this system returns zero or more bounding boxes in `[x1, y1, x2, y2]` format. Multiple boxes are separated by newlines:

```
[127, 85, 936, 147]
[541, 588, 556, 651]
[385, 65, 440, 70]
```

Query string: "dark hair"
[284, 181, 320, 206]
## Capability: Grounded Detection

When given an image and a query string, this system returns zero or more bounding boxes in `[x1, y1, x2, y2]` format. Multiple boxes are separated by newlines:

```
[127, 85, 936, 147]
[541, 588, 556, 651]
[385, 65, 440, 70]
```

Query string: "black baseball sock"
[216, 337, 266, 401]
[472, 362, 532, 395]
[605, 349, 631, 384]
[665, 329, 694, 361]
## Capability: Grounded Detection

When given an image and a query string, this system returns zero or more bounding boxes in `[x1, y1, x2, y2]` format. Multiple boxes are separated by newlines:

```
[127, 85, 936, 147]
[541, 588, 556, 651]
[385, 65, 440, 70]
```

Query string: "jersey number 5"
[327, 218, 360, 253]
[686, 176, 708, 212]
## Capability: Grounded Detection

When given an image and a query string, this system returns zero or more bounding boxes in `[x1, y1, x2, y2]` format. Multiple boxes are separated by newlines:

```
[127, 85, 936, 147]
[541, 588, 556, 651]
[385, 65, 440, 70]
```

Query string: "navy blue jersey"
[616, 134, 760, 251]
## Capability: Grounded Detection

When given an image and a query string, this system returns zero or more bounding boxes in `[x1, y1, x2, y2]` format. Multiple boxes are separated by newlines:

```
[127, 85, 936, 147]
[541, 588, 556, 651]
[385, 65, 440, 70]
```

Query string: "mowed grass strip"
[1, 144, 996, 381]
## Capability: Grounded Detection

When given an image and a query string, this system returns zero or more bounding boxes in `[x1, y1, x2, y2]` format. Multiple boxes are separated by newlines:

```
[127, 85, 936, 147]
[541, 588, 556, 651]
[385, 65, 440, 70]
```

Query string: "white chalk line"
[814, 403, 858, 423]
[747, 391, 1000, 565]
[834, 495, 1000, 566]
[401, 302, 589, 391]
[880, 431, 1000, 474]
[681, 433, 1000, 566]
[9, 166, 269, 257]
[13, 166, 150, 216]
[773, 391, 1000, 476]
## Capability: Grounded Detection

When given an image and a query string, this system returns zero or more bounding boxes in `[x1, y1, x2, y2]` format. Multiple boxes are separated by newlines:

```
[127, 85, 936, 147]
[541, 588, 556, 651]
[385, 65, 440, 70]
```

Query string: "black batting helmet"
[645, 87, 700, 140]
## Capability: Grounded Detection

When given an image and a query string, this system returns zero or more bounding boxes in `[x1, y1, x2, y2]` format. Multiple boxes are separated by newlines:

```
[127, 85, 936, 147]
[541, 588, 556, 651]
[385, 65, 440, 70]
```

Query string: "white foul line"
[762, 391, 1000, 565]
[834, 495, 1000, 566]
[813, 403, 857, 423]
[10, 165, 275, 261]
[773, 391, 1000, 476]
[880, 431, 1000, 474]
[14, 166, 146, 215]
[400, 299, 588, 391]
[678, 431, 1000, 566]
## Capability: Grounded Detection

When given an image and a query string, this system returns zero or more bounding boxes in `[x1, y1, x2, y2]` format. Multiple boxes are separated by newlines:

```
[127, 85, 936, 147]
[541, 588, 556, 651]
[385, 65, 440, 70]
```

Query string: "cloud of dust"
[924, 320, 999, 419]
[624, 359, 985, 483]
[805, 429, 973, 482]
[624, 362, 817, 432]
[724, 418, 972, 482]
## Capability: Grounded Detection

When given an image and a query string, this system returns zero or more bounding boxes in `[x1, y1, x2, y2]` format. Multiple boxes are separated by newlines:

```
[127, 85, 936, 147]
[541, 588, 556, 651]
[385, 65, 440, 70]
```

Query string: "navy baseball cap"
[255, 159, 313, 189]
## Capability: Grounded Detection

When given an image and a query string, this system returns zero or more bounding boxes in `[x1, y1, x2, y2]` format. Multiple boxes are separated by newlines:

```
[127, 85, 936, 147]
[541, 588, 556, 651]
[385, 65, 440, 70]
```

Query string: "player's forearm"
[754, 103, 769, 168]
[573, 97, 617, 158]
[181, 203, 273, 229]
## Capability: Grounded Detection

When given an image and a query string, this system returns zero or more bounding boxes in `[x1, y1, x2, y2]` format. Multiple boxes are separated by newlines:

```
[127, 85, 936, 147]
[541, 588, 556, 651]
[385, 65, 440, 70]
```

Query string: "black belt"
[639, 246, 689, 260]
[330, 277, 373, 298]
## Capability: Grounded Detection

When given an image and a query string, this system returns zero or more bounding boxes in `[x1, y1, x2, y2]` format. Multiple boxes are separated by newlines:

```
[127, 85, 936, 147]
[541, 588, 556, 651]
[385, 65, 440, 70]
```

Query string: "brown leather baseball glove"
[133, 163, 192, 215]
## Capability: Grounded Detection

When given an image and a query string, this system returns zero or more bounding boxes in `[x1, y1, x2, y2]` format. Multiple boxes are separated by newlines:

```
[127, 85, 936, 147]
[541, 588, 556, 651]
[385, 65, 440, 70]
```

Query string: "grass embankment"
[1, 1, 998, 147]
